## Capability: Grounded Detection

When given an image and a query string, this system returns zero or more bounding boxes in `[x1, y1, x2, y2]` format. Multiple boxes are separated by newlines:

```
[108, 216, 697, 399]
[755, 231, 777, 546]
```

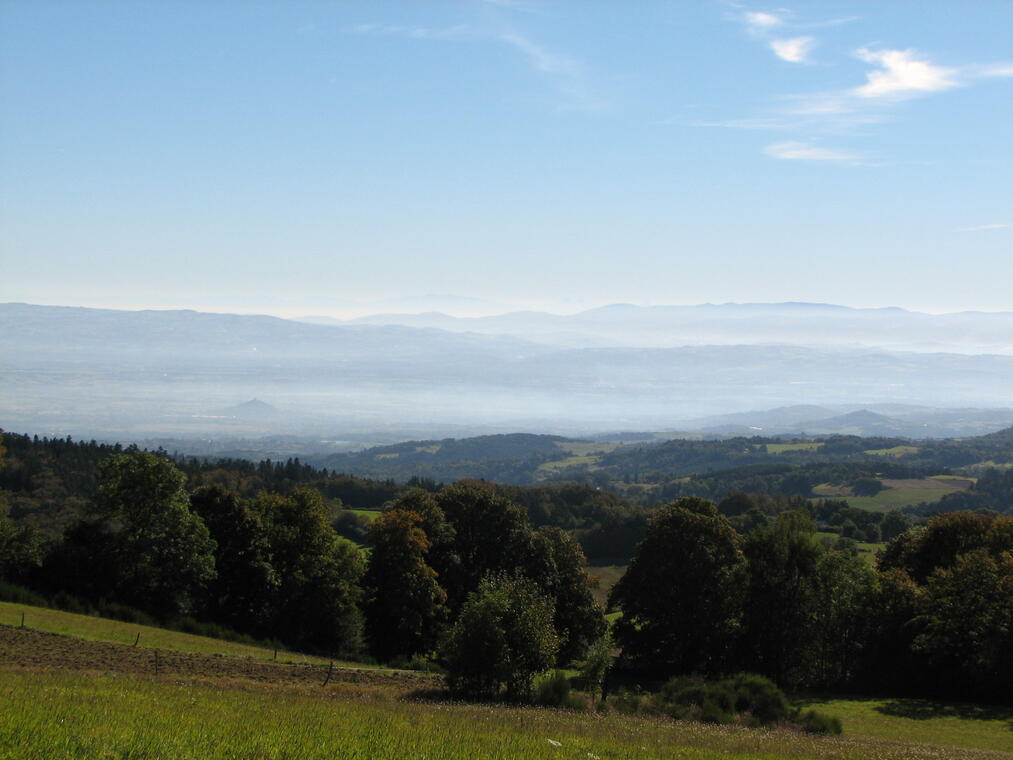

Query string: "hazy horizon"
[6, 297, 1013, 322]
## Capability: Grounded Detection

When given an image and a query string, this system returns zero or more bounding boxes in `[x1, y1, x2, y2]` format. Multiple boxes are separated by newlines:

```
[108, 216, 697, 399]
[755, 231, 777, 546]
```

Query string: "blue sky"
[1, 0, 1011, 316]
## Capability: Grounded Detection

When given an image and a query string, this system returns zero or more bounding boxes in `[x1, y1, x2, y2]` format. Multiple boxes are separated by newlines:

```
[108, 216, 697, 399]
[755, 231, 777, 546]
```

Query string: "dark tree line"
[610, 498, 1013, 701]
[29, 452, 366, 655]
[1, 445, 605, 677]
[0, 433, 644, 561]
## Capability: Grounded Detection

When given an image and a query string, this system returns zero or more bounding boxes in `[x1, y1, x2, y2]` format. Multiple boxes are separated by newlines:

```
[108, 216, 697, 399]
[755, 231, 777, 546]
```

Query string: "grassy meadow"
[800, 695, 1013, 755]
[1, 603, 1010, 760]
[813, 475, 973, 512]
[0, 600, 333, 666]
[2, 668, 1011, 760]
[864, 446, 920, 457]
[764, 442, 825, 454]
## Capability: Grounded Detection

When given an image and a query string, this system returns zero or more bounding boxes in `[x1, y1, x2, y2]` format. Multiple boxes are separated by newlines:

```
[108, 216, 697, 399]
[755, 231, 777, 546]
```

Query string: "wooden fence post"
[322, 660, 334, 687]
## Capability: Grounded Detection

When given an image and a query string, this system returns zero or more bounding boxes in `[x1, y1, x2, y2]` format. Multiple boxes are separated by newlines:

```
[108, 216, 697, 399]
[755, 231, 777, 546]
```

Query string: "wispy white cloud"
[347, 23, 476, 41]
[346, 21, 601, 112]
[770, 36, 814, 63]
[711, 7, 1010, 163]
[501, 32, 579, 77]
[797, 16, 860, 29]
[852, 48, 959, 98]
[688, 117, 794, 130]
[476, 0, 547, 15]
[764, 141, 862, 163]
[955, 223, 1012, 233]
[499, 31, 602, 112]
[745, 11, 784, 31]
[974, 62, 1013, 78]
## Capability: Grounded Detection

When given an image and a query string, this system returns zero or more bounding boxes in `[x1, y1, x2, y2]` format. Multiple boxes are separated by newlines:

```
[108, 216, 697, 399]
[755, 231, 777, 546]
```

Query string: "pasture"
[3, 666, 1011, 760]
[0, 600, 334, 665]
[813, 475, 973, 512]
[864, 445, 920, 457]
[1, 612, 1010, 760]
[765, 442, 824, 454]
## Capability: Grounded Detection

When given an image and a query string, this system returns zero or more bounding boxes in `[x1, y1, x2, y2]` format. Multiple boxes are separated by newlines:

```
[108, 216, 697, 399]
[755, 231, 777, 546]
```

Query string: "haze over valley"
[3, 301, 1011, 448]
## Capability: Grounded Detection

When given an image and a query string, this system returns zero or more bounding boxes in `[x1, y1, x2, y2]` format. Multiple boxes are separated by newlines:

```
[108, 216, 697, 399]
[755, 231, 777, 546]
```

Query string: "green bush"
[612, 688, 648, 714]
[0, 581, 48, 607]
[534, 670, 585, 710]
[618, 673, 800, 729]
[698, 698, 733, 725]
[798, 709, 843, 735]
[728, 673, 790, 725]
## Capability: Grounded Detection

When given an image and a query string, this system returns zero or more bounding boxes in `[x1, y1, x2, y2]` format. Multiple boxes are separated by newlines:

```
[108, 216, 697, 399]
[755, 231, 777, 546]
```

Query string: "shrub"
[612, 688, 648, 714]
[534, 670, 585, 710]
[623, 673, 796, 729]
[0, 581, 48, 607]
[799, 709, 843, 735]
[728, 673, 790, 725]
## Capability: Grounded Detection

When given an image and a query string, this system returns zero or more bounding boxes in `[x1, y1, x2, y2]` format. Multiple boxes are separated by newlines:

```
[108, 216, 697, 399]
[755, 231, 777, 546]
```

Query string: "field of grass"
[586, 564, 627, 608]
[813, 476, 972, 512]
[800, 695, 1013, 754]
[2, 608, 1009, 760]
[3, 668, 1009, 760]
[865, 445, 920, 457]
[536, 441, 622, 477]
[766, 442, 824, 454]
[346, 507, 381, 521]
[536, 454, 600, 475]
[0, 601, 333, 665]
[555, 441, 622, 457]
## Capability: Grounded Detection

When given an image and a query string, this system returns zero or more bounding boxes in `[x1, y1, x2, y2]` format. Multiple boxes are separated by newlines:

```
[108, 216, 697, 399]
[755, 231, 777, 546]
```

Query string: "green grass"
[555, 441, 621, 457]
[536, 454, 600, 474]
[843, 489, 958, 512]
[799, 695, 1013, 754]
[864, 445, 920, 457]
[536, 441, 621, 476]
[2, 669, 1007, 760]
[765, 442, 824, 454]
[586, 564, 626, 608]
[0, 601, 332, 665]
[812, 477, 972, 513]
[347, 508, 381, 521]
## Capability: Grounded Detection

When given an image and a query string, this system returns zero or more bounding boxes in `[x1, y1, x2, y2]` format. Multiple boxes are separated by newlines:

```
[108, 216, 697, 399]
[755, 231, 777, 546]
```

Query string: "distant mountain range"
[2, 302, 1012, 439]
[673, 404, 1013, 438]
[297, 301, 1013, 354]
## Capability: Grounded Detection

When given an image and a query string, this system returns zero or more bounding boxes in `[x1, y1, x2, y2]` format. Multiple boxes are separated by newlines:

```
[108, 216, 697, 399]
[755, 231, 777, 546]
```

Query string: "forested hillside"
[2, 433, 1009, 705]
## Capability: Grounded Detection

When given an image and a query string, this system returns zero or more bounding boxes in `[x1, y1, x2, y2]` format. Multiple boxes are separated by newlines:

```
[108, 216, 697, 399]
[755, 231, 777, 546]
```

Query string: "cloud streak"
[764, 141, 862, 163]
[346, 21, 601, 112]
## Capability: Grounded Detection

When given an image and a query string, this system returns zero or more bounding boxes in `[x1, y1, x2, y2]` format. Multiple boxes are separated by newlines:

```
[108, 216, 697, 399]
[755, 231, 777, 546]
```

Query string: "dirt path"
[0, 624, 439, 693]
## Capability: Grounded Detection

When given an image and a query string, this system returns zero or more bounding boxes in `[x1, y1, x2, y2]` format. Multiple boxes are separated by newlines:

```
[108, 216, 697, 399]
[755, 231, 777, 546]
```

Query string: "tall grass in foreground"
[1, 669, 1009, 760]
